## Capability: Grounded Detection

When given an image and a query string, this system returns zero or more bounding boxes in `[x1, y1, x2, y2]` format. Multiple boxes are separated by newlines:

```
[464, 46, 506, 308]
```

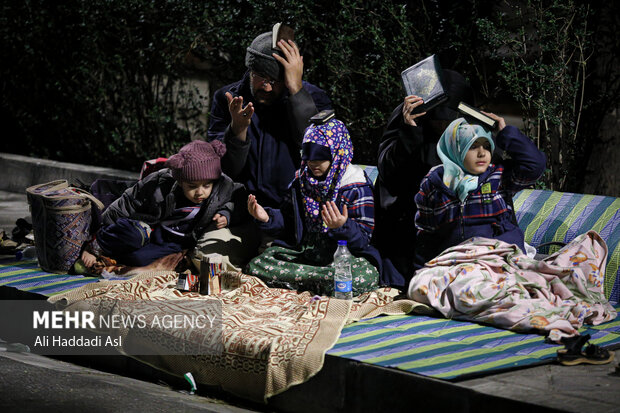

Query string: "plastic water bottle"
[16, 246, 37, 261]
[333, 240, 353, 300]
[22, 246, 37, 259]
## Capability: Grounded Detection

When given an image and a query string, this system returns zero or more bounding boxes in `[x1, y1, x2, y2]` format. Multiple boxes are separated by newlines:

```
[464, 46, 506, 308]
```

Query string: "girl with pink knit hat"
[79, 140, 246, 272]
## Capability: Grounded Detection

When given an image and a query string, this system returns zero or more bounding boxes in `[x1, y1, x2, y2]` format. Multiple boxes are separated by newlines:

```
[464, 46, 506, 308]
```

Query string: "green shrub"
[1, 0, 209, 170]
[2, 0, 618, 196]
[477, 0, 590, 191]
[1, 0, 497, 169]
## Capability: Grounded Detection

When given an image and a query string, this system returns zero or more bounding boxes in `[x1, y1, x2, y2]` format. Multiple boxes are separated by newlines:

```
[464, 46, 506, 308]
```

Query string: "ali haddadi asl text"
[34, 334, 121, 347]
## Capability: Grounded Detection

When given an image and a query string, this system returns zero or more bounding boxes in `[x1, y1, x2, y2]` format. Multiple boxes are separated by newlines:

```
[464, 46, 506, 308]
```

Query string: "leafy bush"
[198, 0, 496, 164]
[477, 0, 589, 190]
[1, 0, 209, 170]
[1, 0, 499, 169]
[2, 0, 618, 196]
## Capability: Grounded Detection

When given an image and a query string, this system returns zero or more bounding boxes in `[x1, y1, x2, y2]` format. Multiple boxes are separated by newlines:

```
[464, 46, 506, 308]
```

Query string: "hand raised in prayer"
[321, 201, 348, 229]
[247, 194, 269, 223]
[226, 91, 254, 141]
[402, 95, 426, 127]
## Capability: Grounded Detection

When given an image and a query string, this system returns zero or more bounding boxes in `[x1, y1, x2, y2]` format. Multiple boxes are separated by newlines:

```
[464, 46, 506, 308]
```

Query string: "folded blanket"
[407, 231, 617, 342]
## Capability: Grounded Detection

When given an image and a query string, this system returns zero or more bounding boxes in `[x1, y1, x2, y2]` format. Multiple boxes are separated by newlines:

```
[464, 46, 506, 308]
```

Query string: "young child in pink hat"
[80, 140, 246, 271]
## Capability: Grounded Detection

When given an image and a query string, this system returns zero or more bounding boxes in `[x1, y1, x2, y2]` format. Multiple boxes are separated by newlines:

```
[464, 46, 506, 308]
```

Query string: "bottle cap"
[337, 240, 347, 246]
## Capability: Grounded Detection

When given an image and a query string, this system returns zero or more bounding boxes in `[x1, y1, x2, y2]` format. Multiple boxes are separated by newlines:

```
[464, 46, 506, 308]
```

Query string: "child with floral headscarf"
[413, 112, 546, 267]
[245, 119, 382, 296]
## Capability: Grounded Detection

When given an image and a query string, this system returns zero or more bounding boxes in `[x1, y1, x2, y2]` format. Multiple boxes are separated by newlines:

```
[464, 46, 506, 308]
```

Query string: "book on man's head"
[400, 55, 449, 114]
[457, 102, 498, 129]
[272, 22, 295, 50]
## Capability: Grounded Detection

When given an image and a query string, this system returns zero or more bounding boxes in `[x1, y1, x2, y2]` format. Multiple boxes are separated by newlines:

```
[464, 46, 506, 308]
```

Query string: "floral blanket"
[407, 231, 617, 342]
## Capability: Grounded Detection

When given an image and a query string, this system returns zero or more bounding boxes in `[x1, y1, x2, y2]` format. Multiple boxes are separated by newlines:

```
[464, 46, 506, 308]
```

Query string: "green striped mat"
[329, 309, 620, 380]
[0, 259, 99, 297]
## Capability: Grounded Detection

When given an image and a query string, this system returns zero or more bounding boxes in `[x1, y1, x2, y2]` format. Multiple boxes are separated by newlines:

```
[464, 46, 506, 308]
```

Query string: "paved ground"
[0, 343, 263, 413]
[0, 190, 29, 233]
[1, 154, 620, 412]
[462, 353, 620, 412]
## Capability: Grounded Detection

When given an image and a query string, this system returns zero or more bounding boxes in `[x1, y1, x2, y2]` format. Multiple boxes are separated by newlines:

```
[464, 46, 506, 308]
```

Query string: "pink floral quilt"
[408, 231, 617, 342]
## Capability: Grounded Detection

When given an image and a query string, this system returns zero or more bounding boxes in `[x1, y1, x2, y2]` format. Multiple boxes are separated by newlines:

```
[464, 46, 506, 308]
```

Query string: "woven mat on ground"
[0, 259, 100, 296]
[330, 298, 620, 380]
[329, 236, 620, 381]
[48, 271, 353, 401]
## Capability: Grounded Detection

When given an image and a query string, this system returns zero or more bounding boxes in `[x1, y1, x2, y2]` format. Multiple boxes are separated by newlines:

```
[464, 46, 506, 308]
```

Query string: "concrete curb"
[0, 152, 139, 193]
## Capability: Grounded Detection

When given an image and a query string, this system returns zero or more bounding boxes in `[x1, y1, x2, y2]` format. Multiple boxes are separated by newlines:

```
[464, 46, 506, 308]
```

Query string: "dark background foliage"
[198, 0, 498, 165]
[2, 0, 619, 194]
[1, 0, 209, 166]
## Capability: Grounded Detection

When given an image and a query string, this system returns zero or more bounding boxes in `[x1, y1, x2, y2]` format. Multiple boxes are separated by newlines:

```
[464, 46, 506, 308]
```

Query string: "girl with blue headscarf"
[413, 113, 546, 268]
[245, 119, 382, 296]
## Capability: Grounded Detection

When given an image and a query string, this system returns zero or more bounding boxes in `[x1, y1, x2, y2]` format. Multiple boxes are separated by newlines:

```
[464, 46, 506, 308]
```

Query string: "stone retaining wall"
[0, 152, 138, 194]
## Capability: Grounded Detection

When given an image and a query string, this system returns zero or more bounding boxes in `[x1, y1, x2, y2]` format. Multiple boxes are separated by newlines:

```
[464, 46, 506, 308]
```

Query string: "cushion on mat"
[514, 189, 620, 303]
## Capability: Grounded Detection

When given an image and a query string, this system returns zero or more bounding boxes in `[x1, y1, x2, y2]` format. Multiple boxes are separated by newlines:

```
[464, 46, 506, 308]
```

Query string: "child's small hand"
[402, 95, 426, 126]
[321, 201, 348, 229]
[480, 111, 506, 131]
[81, 250, 97, 268]
[213, 213, 228, 229]
[247, 194, 269, 223]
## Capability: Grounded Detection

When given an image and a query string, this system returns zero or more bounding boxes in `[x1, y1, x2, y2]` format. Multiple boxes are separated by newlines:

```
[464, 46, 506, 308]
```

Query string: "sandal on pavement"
[557, 334, 615, 366]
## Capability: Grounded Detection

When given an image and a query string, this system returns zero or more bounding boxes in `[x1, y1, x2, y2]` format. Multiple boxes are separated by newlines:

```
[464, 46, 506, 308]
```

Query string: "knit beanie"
[245, 31, 283, 80]
[166, 140, 226, 182]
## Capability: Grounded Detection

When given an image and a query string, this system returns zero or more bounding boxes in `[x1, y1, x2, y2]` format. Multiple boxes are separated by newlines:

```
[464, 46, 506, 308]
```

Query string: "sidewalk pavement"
[1, 152, 620, 412]
[0, 152, 139, 194]
[0, 190, 28, 232]
[0, 344, 262, 413]
[0, 151, 138, 235]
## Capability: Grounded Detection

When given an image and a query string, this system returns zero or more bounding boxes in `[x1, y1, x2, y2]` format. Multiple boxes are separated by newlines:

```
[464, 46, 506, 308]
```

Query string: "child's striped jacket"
[258, 164, 383, 278]
[414, 126, 546, 266]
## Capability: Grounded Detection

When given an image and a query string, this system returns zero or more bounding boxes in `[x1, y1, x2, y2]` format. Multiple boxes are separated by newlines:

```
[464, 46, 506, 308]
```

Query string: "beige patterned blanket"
[49, 270, 420, 401]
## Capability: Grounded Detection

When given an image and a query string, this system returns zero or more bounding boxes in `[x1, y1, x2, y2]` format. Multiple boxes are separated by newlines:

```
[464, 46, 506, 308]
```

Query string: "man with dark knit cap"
[207, 29, 332, 210]
[373, 69, 475, 288]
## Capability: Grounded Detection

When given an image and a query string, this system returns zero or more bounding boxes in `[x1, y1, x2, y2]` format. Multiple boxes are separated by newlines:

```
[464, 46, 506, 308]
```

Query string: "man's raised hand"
[226, 91, 254, 140]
